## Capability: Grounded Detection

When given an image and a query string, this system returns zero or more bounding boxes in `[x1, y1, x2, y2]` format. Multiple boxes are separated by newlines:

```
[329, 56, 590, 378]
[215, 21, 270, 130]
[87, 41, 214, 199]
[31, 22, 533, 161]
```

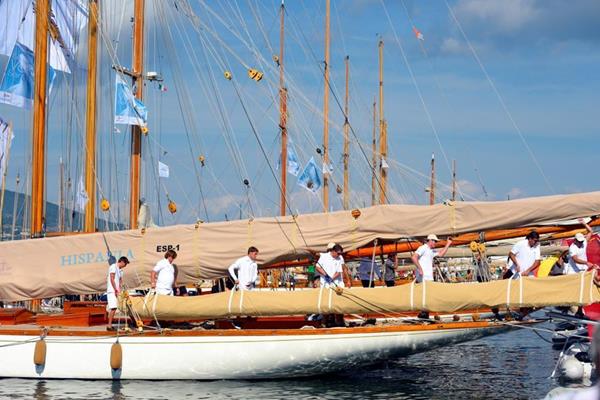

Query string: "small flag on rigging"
[0, 117, 13, 180]
[413, 27, 424, 41]
[158, 161, 170, 178]
[287, 141, 300, 176]
[297, 157, 322, 193]
[381, 157, 389, 170]
[76, 177, 89, 211]
[322, 161, 334, 175]
[114, 74, 148, 127]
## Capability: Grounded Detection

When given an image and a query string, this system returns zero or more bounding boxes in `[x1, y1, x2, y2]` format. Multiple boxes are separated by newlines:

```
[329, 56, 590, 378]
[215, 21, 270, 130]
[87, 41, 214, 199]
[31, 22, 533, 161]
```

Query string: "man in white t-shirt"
[316, 243, 345, 288]
[411, 234, 452, 283]
[106, 256, 130, 330]
[566, 219, 598, 275]
[151, 250, 178, 295]
[507, 231, 541, 277]
[228, 246, 259, 290]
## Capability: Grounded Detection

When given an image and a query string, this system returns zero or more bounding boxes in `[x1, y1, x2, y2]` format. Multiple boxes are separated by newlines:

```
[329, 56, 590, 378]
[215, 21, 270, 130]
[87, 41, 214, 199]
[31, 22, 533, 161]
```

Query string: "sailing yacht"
[0, 0, 598, 380]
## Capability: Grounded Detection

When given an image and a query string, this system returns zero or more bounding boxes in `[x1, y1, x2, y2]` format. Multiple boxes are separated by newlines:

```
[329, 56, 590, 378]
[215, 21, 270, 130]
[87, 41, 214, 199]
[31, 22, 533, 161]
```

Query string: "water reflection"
[5, 321, 566, 400]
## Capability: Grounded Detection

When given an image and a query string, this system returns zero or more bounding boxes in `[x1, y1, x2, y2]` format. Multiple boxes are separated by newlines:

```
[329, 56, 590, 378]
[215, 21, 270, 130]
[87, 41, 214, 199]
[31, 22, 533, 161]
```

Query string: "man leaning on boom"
[151, 249, 178, 295]
[507, 231, 541, 278]
[228, 246, 259, 291]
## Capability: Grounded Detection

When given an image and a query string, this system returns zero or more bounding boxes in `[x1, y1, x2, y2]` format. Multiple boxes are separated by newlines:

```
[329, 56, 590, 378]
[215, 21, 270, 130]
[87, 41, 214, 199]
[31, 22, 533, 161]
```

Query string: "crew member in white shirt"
[508, 231, 541, 277]
[151, 249, 178, 295]
[228, 246, 259, 290]
[316, 243, 345, 288]
[106, 256, 130, 330]
[411, 234, 452, 283]
[566, 218, 598, 275]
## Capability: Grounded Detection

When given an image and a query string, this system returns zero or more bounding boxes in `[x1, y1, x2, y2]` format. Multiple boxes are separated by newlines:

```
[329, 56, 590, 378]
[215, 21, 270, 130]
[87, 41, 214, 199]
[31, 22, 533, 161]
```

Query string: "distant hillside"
[0, 190, 124, 239]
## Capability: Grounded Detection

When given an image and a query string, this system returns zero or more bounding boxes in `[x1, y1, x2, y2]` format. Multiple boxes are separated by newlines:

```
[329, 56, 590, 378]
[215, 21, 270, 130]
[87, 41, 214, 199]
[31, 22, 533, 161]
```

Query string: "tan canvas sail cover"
[127, 272, 600, 319]
[0, 191, 599, 300]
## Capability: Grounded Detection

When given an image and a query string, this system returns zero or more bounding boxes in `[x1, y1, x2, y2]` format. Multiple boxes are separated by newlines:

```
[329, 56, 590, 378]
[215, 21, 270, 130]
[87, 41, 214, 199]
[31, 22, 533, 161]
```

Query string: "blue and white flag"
[0, 117, 13, 180]
[287, 141, 300, 176]
[297, 157, 322, 193]
[0, 42, 34, 108]
[114, 74, 148, 127]
[322, 161, 334, 175]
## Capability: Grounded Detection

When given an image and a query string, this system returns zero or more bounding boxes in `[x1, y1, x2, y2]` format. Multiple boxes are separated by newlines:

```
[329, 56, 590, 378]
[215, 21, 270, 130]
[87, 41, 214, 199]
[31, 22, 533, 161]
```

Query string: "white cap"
[575, 233, 586, 242]
[426, 234, 439, 242]
[327, 242, 336, 250]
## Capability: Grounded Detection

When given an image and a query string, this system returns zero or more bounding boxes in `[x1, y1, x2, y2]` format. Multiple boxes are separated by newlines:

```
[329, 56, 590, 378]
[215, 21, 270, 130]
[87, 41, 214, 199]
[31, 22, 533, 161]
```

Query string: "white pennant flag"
[381, 157, 389, 170]
[76, 177, 89, 211]
[158, 161, 170, 178]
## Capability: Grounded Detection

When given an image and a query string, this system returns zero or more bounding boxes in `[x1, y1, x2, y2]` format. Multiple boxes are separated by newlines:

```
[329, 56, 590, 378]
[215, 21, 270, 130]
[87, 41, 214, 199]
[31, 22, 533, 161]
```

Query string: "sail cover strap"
[227, 287, 235, 314]
[239, 288, 245, 313]
[409, 280, 415, 310]
[579, 272, 585, 304]
[590, 270, 597, 303]
[422, 280, 427, 309]
[506, 278, 512, 307]
[317, 286, 324, 314]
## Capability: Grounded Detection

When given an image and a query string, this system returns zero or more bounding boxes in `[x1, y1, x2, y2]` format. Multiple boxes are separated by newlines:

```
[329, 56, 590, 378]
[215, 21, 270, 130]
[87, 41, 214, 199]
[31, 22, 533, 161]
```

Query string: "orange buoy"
[100, 198, 110, 212]
[168, 200, 177, 214]
[110, 342, 122, 370]
[33, 339, 46, 366]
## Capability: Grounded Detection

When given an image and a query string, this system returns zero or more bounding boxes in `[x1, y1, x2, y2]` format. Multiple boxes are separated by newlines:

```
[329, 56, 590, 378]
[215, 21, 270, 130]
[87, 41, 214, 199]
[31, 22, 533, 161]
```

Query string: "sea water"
[0, 319, 583, 399]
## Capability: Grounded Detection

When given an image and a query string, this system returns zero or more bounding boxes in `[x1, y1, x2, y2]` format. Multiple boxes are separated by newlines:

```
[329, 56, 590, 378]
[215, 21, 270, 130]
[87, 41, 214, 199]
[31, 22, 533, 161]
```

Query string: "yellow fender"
[33, 339, 46, 366]
[110, 342, 122, 370]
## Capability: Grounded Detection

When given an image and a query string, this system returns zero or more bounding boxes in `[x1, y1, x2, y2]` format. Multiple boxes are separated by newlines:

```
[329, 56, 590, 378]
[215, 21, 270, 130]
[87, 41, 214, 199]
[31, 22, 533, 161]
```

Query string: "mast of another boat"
[10, 173, 19, 240]
[452, 159, 456, 202]
[84, 0, 99, 233]
[279, 0, 287, 217]
[371, 98, 376, 206]
[429, 153, 435, 205]
[322, 0, 330, 212]
[378, 38, 387, 204]
[343, 55, 350, 210]
[129, 0, 145, 229]
[0, 122, 12, 240]
[31, 0, 50, 238]
[58, 158, 64, 231]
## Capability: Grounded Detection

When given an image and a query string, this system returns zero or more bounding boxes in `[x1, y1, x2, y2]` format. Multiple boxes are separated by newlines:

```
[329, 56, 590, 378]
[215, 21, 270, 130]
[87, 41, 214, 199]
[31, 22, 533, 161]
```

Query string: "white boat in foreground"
[0, 320, 524, 380]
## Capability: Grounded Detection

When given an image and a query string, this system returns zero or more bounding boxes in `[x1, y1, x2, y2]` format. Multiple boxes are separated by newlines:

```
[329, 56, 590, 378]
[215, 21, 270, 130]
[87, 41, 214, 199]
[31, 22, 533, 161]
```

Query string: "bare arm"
[523, 260, 541, 276]
[436, 238, 453, 258]
[110, 272, 119, 294]
[411, 253, 423, 276]
[150, 271, 157, 288]
[579, 218, 594, 241]
[508, 252, 520, 271]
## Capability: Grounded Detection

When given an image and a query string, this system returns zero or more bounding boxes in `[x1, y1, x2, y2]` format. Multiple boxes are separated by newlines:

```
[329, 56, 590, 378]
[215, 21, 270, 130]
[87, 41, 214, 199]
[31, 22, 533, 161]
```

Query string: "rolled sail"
[1, 191, 600, 300]
[126, 273, 600, 319]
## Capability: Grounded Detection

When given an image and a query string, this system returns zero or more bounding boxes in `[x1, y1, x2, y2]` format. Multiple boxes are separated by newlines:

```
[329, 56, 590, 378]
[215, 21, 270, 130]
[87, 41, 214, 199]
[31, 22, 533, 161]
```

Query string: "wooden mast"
[429, 153, 435, 205]
[378, 38, 387, 204]
[0, 122, 12, 240]
[278, 1, 287, 216]
[129, 0, 145, 229]
[31, 0, 50, 238]
[84, 0, 98, 233]
[322, 0, 330, 212]
[58, 157, 64, 231]
[452, 159, 456, 202]
[10, 173, 19, 240]
[342, 55, 349, 210]
[371, 98, 376, 206]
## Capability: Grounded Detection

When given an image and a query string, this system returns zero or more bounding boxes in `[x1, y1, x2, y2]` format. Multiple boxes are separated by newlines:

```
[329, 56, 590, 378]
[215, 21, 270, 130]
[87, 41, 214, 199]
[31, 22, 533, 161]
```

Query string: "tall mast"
[371, 99, 377, 206]
[129, 0, 145, 229]
[342, 55, 350, 210]
[378, 38, 387, 204]
[10, 173, 19, 240]
[429, 153, 435, 205]
[278, 1, 287, 216]
[451, 159, 456, 202]
[58, 157, 64, 231]
[31, 0, 50, 237]
[84, 0, 99, 233]
[322, 0, 330, 212]
[0, 122, 12, 240]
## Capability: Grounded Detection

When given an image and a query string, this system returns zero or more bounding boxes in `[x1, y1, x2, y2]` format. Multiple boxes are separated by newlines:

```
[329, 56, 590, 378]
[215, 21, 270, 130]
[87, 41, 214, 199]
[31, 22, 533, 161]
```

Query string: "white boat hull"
[0, 323, 515, 380]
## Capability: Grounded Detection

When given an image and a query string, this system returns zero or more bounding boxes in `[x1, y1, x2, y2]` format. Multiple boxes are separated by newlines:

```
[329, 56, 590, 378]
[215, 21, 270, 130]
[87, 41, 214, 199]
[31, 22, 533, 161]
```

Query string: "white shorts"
[107, 292, 118, 310]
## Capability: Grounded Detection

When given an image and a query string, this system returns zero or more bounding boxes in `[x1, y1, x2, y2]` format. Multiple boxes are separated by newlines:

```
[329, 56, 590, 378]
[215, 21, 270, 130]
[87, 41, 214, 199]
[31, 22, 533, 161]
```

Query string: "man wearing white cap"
[411, 234, 452, 283]
[566, 219, 598, 274]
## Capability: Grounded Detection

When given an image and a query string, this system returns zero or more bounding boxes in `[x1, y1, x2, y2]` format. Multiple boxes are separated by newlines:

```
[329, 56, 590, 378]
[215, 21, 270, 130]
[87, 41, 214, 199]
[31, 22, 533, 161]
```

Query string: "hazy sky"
[0, 0, 599, 228]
